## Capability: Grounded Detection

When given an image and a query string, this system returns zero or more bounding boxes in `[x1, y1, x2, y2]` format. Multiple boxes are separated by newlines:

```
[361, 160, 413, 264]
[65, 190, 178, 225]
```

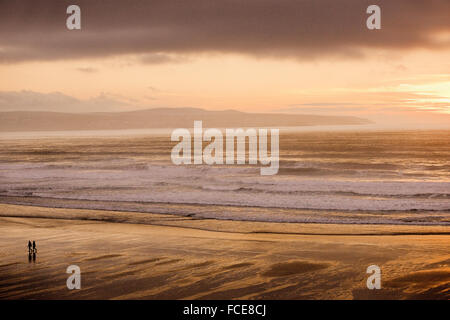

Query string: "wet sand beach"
[0, 204, 448, 300]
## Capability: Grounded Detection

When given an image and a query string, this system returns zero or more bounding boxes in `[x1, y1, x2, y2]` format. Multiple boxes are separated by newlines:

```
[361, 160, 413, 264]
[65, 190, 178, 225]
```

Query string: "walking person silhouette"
[27, 240, 33, 263]
[30, 240, 37, 262]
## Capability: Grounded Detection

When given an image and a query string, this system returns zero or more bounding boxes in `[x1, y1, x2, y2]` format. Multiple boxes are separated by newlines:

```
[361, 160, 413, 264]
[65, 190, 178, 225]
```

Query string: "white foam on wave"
[1, 161, 449, 212]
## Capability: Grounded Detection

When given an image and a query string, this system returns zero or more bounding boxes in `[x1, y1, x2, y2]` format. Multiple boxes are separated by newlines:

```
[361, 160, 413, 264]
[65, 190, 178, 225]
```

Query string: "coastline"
[0, 203, 449, 299]
[1, 195, 448, 227]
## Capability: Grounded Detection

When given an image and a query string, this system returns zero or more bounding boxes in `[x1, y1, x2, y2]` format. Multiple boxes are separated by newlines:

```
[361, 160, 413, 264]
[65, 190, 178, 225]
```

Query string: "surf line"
[171, 120, 279, 175]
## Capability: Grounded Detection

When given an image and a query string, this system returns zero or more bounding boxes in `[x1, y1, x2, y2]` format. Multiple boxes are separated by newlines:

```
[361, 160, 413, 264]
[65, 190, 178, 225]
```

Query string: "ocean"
[0, 130, 449, 226]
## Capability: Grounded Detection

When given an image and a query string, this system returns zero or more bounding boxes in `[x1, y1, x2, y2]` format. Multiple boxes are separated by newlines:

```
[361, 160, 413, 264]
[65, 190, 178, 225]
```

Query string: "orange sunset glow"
[0, 0, 449, 303]
[0, 0, 449, 128]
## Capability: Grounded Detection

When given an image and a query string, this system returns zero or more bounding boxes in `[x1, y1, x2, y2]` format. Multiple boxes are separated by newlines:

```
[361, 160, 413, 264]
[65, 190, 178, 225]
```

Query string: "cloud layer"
[0, 90, 132, 112]
[0, 0, 449, 63]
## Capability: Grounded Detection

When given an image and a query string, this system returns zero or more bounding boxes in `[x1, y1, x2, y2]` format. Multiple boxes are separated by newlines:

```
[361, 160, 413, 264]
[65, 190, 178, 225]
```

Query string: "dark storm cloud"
[0, 0, 449, 63]
[140, 53, 188, 64]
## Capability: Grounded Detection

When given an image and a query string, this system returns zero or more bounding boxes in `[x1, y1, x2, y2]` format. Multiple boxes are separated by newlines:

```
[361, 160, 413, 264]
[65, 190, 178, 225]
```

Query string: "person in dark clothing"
[32, 240, 37, 253]
[27, 240, 32, 254]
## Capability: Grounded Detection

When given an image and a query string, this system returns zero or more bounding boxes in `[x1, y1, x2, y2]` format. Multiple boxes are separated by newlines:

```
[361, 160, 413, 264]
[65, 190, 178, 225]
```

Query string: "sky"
[0, 0, 449, 127]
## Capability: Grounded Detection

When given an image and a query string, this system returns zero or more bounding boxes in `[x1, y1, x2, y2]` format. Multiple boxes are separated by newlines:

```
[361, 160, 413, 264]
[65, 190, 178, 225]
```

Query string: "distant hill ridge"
[0, 108, 371, 132]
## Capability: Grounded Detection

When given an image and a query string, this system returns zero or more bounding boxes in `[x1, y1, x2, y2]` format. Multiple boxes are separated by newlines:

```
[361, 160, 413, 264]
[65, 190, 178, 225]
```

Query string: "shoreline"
[1, 128, 449, 140]
[0, 196, 449, 228]
[0, 203, 449, 235]
[0, 203, 449, 299]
